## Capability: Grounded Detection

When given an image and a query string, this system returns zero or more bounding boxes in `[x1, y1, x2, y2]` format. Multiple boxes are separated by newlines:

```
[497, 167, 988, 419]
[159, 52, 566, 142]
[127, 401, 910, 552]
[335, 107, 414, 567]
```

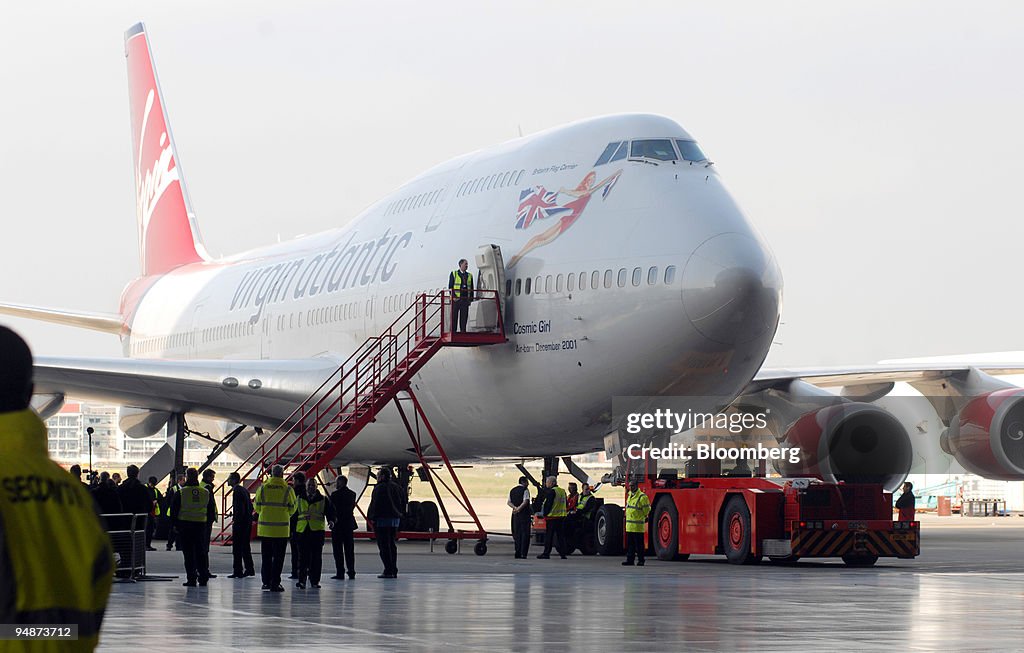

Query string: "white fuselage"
[123, 114, 782, 462]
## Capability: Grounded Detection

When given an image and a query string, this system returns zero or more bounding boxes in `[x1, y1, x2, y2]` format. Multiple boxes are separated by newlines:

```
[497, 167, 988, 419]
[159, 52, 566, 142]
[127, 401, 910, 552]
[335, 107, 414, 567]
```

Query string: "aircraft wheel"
[445, 540, 458, 554]
[722, 496, 753, 565]
[595, 504, 624, 556]
[474, 541, 487, 556]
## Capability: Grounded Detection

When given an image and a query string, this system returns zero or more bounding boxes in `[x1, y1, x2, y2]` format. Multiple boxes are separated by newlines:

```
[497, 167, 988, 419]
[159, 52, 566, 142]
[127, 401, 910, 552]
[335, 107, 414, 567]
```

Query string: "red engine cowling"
[941, 388, 1024, 480]
[779, 402, 913, 492]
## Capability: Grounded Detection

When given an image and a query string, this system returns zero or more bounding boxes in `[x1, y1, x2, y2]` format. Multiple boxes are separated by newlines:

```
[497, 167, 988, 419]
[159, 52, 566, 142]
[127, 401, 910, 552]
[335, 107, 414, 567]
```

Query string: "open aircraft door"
[470, 244, 506, 331]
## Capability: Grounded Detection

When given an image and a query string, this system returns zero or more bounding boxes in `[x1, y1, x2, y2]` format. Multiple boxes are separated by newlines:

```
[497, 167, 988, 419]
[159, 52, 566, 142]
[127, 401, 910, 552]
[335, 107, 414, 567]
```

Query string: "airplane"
[5, 23, 1024, 495]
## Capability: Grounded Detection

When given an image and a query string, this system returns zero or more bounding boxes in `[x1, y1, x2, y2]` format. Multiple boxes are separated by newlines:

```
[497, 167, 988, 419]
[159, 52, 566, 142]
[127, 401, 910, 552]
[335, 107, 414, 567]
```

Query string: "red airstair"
[212, 290, 506, 550]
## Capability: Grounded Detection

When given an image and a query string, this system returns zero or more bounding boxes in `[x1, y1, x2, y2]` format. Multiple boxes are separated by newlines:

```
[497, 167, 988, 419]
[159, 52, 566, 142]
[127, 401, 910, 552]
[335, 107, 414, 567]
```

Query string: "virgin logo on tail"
[135, 88, 180, 249]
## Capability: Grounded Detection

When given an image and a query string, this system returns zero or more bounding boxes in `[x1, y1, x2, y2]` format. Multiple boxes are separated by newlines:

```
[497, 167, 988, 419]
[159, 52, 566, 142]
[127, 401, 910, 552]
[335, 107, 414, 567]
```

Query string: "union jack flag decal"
[515, 186, 570, 230]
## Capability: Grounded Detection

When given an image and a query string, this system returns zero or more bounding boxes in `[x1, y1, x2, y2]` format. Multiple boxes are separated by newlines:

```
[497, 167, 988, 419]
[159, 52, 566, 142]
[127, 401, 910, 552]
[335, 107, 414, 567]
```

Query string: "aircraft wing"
[33, 356, 342, 429]
[750, 361, 1024, 392]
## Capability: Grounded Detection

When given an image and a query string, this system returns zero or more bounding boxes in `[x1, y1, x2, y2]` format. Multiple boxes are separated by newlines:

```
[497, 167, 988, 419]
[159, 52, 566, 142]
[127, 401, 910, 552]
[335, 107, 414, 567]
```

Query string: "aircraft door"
[470, 244, 506, 330]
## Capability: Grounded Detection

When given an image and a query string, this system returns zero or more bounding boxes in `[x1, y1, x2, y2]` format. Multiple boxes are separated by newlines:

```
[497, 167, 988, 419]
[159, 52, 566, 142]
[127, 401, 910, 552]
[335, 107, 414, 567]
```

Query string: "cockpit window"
[676, 140, 707, 162]
[630, 139, 677, 161]
[610, 141, 628, 162]
[595, 142, 621, 166]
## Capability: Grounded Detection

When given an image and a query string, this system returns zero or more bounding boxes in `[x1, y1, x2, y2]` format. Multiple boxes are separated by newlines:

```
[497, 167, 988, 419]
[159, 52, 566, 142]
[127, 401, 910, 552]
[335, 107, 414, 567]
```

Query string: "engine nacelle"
[940, 388, 1024, 480]
[779, 402, 913, 492]
[119, 407, 171, 438]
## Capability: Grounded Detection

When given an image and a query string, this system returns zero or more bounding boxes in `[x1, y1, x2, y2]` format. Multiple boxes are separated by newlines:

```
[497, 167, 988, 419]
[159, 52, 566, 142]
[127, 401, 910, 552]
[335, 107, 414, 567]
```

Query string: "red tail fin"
[124, 22, 207, 276]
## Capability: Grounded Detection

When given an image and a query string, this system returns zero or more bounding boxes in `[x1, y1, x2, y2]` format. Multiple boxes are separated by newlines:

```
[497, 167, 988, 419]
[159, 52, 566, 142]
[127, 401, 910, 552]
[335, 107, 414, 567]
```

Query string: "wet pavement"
[97, 519, 1024, 652]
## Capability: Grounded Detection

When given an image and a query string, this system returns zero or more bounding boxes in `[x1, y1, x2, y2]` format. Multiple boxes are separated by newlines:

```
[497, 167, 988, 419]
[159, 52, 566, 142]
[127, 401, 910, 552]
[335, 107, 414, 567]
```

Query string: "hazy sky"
[2, 1, 1022, 367]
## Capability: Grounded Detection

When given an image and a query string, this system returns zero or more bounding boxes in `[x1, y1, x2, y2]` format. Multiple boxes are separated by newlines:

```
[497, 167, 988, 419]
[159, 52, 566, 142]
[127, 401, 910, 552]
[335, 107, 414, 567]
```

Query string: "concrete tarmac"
[97, 517, 1024, 652]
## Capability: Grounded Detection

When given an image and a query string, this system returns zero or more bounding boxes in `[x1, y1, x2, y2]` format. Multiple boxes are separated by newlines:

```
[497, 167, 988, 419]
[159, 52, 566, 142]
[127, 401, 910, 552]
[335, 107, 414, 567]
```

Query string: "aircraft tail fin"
[124, 22, 208, 277]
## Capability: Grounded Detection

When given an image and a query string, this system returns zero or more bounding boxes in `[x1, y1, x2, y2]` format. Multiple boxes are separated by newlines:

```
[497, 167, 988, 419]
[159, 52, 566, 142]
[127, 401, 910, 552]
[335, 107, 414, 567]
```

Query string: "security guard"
[254, 465, 297, 592]
[448, 258, 474, 333]
[0, 326, 113, 651]
[536, 476, 568, 559]
[295, 478, 332, 589]
[622, 480, 651, 566]
[170, 467, 216, 586]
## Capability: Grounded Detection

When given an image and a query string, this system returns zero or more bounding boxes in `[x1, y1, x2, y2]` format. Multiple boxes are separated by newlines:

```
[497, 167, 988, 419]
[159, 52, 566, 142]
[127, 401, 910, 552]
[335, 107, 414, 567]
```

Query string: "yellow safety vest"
[177, 485, 209, 523]
[0, 409, 113, 652]
[296, 495, 327, 533]
[625, 489, 651, 533]
[254, 477, 297, 538]
[451, 270, 473, 299]
[547, 487, 567, 518]
[578, 493, 592, 512]
[149, 486, 163, 516]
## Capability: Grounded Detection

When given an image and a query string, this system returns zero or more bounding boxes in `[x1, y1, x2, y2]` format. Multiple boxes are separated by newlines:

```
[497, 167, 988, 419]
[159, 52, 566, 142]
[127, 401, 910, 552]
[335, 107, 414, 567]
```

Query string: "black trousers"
[375, 526, 399, 576]
[261, 537, 288, 588]
[146, 514, 156, 547]
[178, 522, 210, 582]
[452, 298, 470, 332]
[512, 511, 532, 558]
[542, 517, 567, 557]
[232, 526, 254, 575]
[625, 531, 645, 564]
[204, 522, 213, 553]
[332, 528, 355, 576]
[299, 530, 326, 585]
[166, 521, 178, 550]
[290, 529, 301, 577]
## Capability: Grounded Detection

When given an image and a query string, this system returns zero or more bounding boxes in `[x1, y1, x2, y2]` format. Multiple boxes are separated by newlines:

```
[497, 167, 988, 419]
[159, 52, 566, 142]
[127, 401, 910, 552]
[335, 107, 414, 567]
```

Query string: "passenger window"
[567, 273, 575, 292]
[506, 279, 512, 297]
[665, 265, 677, 284]
[632, 267, 642, 286]
[535, 276, 542, 294]
[675, 140, 708, 162]
[545, 275, 552, 293]
[515, 278, 522, 296]
[578, 271, 586, 290]
[594, 142, 620, 166]
[556, 274, 563, 292]
[630, 139, 677, 162]
[603, 270, 612, 288]
[593, 271, 601, 289]
[617, 269, 627, 287]
[648, 266, 658, 285]
[611, 141, 628, 162]
[525, 277, 532, 294]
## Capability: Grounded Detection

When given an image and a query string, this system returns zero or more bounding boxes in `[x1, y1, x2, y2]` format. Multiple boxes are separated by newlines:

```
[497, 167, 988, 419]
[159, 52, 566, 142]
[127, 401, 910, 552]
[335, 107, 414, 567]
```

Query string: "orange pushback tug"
[590, 459, 920, 566]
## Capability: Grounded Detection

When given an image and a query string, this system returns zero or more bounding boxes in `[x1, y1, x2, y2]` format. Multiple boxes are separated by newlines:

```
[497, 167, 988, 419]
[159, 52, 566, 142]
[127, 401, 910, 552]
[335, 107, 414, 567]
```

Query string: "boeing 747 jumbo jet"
[6, 23, 1024, 491]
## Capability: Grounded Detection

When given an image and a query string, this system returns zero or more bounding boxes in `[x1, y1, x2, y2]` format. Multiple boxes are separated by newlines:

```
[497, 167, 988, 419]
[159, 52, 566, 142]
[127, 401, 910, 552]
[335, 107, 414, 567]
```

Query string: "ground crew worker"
[566, 482, 579, 513]
[623, 480, 651, 566]
[165, 473, 185, 551]
[255, 465, 297, 592]
[170, 467, 216, 586]
[329, 475, 358, 580]
[0, 326, 113, 651]
[537, 476, 568, 559]
[226, 472, 255, 578]
[296, 478, 333, 589]
[367, 467, 404, 578]
[578, 483, 595, 517]
[288, 472, 307, 580]
[896, 481, 916, 522]
[508, 476, 532, 559]
[448, 258, 474, 333]
[146, 476, 162, 551]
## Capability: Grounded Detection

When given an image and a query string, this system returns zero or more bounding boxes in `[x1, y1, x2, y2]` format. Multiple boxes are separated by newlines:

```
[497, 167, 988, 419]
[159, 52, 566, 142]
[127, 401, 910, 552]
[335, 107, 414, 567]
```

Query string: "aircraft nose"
[681, 233, 781, 345]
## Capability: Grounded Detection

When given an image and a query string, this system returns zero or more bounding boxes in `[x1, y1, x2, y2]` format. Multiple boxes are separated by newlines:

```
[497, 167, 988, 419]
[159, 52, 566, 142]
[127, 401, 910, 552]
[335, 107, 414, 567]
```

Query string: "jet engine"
[776, 402, 913, 492]
[940, 388, 1024, 480]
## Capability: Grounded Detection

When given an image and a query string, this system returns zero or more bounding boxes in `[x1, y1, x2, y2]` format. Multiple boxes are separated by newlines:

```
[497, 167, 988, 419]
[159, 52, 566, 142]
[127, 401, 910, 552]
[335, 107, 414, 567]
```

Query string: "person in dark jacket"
[896, 481, 916, 522]
[289, 472, 307, 579]
[226, 472, 256, 578]
[164, 473, 185, 551]
[366, 467, 404, 578]
[91, 472, 122, 526]
[329, 475, 358, 579]
[200, 469, 217, 577]
[507, 476, 532, 559]
[448, 258, 475, 333]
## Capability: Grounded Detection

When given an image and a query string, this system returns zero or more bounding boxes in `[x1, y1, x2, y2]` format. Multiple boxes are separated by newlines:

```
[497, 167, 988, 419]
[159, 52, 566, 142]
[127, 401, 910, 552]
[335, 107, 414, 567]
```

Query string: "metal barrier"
[101, 513, 148, 582]
[960, 499, 1007, 517]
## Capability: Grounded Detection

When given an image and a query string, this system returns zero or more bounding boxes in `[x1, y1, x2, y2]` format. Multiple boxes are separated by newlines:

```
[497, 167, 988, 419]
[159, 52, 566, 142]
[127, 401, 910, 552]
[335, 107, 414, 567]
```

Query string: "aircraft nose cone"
[681, 233, 781, 345]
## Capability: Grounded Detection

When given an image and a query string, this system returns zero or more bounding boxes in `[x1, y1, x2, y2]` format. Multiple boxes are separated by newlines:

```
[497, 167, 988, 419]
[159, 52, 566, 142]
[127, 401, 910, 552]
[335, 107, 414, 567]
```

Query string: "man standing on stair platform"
[448, 258, 474, 333]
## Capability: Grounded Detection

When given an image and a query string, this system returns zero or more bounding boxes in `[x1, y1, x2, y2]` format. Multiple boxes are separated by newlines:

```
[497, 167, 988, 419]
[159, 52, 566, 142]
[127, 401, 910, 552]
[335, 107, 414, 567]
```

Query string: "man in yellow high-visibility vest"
[448, 258, 474, 333]
[622, 480, 651, 566]
[0, 326, 113, 650]
[170, 467, 216, 586]
[255, 465, 297, 592]
[536, 476, 568, 559]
